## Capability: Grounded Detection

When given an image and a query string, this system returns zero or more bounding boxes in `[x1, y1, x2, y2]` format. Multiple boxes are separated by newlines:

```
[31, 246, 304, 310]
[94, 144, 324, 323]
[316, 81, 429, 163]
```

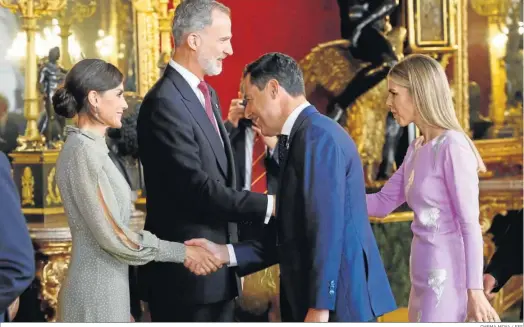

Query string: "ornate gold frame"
[406, 0, 457, 53]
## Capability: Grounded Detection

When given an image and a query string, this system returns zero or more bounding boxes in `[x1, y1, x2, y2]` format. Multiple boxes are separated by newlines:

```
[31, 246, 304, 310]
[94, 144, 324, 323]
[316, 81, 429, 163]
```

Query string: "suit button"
[329, 290, 335, 296]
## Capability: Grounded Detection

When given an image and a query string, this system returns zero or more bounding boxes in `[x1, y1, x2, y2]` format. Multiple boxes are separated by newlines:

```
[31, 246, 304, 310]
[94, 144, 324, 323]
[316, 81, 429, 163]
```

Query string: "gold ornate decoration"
[0, 0, 67, 151]
[238, 264, 281, 321]
[133, 0, 160, 97]
[453, 0, 469, 131]
[21, 166, 35, 206]
[56, 0, 96, 69]
[46, 167, 62, 205]
[406, 0, 457, 53]
[156, 0, 179, 57]
[475, 137, 523, 164]
[478, 179, 523, 315]
[10, 150, 65, 222]
[39, 241, 71, 322]
[300, 27, 407, 187]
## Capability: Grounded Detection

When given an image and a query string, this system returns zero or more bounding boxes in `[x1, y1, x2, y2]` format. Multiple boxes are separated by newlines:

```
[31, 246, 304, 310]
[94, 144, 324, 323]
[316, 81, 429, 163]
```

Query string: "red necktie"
[251, 135, 267, 193]
[197, 81, 220, 135]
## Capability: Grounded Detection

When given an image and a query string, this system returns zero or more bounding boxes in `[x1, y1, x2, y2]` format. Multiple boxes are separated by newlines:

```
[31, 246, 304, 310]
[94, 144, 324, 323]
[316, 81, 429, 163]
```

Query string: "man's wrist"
[225, 244, 236, 266]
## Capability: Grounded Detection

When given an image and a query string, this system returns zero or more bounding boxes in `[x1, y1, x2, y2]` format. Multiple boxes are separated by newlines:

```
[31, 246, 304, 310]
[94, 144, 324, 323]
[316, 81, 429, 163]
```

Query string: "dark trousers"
[149, 297, 235, 322]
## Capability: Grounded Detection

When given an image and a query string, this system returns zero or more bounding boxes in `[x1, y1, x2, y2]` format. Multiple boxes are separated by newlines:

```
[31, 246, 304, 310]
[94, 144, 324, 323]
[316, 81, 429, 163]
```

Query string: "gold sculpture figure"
[21, 166, 35, 206]
[300, 25, 407, 187]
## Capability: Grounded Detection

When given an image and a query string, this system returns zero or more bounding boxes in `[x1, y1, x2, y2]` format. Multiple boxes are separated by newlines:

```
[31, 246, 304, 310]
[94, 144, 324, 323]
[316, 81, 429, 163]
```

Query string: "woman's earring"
[95, 106, 99, 118]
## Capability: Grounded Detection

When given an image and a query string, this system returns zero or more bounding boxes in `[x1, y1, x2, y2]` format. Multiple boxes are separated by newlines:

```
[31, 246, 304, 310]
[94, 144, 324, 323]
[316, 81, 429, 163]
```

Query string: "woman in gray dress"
[52, 59, 222, 322]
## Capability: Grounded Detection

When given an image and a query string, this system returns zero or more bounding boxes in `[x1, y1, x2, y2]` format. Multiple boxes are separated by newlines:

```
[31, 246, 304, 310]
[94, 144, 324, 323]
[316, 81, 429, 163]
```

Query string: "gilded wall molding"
[133, 0, 160, 97]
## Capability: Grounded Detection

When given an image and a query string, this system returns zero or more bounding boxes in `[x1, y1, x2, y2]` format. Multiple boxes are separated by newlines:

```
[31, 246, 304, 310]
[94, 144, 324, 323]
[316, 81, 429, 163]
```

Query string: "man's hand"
[483, 274, 497, 300]
[227, 93, 245, 128]
[185, 238, 230, 266]
[183, 244, 223, 276]
[304, 308, 329, 322]
[252, 124, 278, 150]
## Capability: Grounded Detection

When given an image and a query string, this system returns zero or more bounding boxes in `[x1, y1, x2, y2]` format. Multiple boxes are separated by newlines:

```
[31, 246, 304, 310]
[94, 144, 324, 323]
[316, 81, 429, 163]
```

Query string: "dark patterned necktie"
[277, 134, 289, 164]
[197, 81, 219, 135]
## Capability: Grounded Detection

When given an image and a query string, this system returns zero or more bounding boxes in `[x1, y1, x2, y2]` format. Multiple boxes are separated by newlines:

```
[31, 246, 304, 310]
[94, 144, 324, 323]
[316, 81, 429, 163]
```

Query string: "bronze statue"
[38, 47, 67, 148]
[327, 0, 399, 121]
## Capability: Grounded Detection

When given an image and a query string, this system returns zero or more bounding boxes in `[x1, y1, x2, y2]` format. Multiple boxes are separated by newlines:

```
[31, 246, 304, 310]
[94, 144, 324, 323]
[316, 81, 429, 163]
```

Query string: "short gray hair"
[172, 0, 230, 47]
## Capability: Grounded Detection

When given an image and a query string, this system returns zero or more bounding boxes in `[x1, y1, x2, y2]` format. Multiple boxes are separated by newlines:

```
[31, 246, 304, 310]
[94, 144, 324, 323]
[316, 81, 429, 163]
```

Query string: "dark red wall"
[204, 0, 341, 117]
[467, 4, 491, 116]
[168, 1, 491, 117]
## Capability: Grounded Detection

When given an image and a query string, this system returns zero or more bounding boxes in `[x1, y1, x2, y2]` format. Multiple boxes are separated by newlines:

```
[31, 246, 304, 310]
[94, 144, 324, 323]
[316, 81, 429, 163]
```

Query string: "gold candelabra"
[157, 0, 176, 56]
[0, 0, 67, 151]
[56, 0, 96, 69]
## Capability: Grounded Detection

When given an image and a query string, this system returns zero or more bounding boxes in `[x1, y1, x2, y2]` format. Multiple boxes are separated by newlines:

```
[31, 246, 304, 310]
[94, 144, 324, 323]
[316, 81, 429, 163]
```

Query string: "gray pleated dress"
[55, 126, 185, 322]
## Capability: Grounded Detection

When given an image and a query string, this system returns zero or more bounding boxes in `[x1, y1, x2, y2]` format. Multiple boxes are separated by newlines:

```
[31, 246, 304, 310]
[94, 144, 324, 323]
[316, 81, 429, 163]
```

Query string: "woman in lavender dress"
[366, 54, 500, 322]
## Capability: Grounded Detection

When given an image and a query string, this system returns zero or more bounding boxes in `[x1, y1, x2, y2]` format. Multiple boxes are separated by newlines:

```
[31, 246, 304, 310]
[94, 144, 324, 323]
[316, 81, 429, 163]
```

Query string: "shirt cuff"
[265, 195, 273, 224]
[226, 244, 238, 267]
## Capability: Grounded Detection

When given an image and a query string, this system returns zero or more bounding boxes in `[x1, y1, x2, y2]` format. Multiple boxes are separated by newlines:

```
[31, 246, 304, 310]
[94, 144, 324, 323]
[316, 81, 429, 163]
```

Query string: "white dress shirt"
[242, 126, 256, 191]
[169, 59, 274, 242]
[227, 101, 311, 266]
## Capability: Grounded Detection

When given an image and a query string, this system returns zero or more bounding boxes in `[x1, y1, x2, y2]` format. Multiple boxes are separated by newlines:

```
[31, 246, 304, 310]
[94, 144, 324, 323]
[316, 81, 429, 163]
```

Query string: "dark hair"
[243, 52, 305, 97]
[52, 59, 124, 119]
[107, 108, 140, 158]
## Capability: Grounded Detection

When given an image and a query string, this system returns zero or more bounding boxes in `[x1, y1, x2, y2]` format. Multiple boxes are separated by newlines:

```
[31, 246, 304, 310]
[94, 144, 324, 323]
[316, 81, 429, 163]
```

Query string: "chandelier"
[7, 18, 83, 62]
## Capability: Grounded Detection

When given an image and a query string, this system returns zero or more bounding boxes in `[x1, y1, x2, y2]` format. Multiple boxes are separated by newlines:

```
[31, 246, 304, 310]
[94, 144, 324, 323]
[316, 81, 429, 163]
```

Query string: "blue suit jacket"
[0, 152, 35, 321]
[233, 106, 396, 322]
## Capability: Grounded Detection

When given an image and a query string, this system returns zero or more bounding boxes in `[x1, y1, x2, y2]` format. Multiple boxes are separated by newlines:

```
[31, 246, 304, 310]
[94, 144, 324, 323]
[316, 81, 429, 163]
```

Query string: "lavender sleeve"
[443, 141, 484, 289]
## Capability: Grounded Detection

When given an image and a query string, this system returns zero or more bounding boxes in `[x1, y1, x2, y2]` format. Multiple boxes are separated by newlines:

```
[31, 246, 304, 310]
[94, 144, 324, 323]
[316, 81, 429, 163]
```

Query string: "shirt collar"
[280, 101, 310, 136]
[169, 59, 201, 89]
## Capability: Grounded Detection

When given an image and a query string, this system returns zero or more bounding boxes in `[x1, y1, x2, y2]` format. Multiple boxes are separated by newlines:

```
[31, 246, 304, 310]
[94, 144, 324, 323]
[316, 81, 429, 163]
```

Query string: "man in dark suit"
[0, 152, 35, 321]
[136, 0, 274, 322]
[484, 209, 523, 320]
[187, 52, 397, 322]
[0, 94, 21, 159]
[224, 90, 279, 240]
[224, 89, 281, 321]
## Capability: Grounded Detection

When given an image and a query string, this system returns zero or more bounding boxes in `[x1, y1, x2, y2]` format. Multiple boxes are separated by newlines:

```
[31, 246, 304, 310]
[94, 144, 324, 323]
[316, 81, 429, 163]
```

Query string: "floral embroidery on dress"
[431, 134, 447, 169]
[404, 137, 424, 201]
[428, 269, 447, 307]
[419, 207, 440, 230]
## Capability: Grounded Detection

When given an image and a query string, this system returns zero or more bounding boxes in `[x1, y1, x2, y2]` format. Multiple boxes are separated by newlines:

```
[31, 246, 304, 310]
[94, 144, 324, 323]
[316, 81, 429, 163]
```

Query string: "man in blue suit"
[0, 152, 35, 321]
[186, 52, 396, 322]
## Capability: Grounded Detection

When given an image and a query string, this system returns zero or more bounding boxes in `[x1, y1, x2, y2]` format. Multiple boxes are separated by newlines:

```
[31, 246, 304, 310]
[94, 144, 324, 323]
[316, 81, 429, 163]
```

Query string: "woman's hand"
[466, 289, 500, 322]
[184, 245, 223, 276]
[7, 297, 20, 321]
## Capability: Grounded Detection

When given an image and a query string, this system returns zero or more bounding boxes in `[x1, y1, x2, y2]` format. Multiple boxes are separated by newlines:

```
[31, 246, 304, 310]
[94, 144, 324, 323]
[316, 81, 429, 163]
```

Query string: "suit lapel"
[164, 66, 228, 177]
[277, 106, 318, 197]
[210, 88, 236, 187]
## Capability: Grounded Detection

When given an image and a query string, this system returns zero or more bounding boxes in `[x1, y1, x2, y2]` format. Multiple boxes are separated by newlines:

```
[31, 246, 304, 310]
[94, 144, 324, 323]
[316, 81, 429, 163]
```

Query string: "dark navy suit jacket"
[137, 65, 268, 306]
[233, 106, 397, 321]
[0, 152, 35, 321]
[225, 119, 280, 241]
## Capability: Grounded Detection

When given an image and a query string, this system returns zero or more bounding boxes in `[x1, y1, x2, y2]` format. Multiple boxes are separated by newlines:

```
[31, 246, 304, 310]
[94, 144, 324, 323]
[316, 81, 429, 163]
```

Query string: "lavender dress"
[366, 130, 484, 322]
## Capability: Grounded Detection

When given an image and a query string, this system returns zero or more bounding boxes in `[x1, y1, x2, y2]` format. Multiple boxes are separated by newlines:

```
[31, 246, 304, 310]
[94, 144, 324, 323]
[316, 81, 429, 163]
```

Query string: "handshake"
[182, 239, 229, 276]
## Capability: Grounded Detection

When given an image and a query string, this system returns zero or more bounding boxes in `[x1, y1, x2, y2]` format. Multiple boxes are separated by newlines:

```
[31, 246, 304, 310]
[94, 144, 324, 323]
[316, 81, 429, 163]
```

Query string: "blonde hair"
[388, 54, 486, 173]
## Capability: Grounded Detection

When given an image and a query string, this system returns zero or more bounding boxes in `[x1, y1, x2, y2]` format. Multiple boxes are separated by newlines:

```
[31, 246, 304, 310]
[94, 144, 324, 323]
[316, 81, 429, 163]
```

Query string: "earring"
[95, 106, 99, 118]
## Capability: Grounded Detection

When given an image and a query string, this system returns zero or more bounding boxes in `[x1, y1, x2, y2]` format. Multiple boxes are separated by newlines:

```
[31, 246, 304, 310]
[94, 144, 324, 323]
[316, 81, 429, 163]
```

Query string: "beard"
[197, 51, 222, 76]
